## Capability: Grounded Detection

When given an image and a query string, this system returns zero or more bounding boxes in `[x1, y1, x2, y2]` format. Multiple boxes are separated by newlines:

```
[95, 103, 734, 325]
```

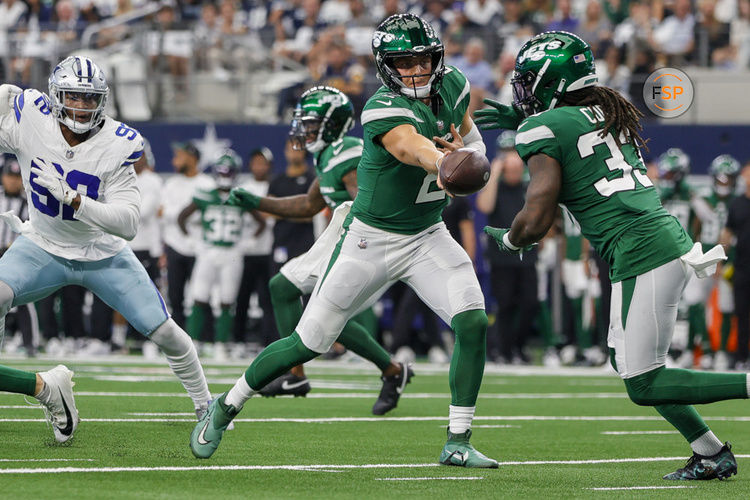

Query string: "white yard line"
[377, 477, 484, 481]
[0, 459, 94, 462]
[601, 431, 679, 435]
[587, 486, 696, 491]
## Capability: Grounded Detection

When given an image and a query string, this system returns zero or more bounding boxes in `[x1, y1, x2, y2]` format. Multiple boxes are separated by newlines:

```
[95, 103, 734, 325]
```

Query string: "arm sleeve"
[74, 165, 141, 241]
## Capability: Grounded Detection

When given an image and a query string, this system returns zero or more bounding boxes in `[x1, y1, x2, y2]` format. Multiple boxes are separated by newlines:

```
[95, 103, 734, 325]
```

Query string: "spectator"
[193, 2, 222, 73]
[476, 138, 538, 364]
[147, 0, 192, 101]
[595, 42, 630, 98]
[344, 0, 377, 56]
[313, 37, 365, 111]
[273, 0, 327, 64]
[448, 37, 494, 116]
[692, 0, 731, 66]
[722, 161, 750, 369]
[728, 0, 750, 69]
[417, 0, 454, 38]
[464, 0, 502, 27]
[234, 148, 277, 346]
[547, 0, 580, 33]
[651, 0, 695, 65]
[602, 0, 630, 25]
[576, 0, 612, 56]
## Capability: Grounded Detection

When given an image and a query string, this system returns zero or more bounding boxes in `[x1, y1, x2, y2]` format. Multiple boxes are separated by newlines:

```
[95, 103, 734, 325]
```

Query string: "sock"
[224, 374, 255, 409]
[337, 319, 391, 371]
[186, 303, 208, 341]
[720, 313, 732, 350]
[655, 404, 710, 442]
[0, 364, 37, 396]
[449, 309, 488, 406]
[690, 430, 724, 456]
[449, 405, 475, 434]
[537, 301, 557, 348]
[244, 331, 317, 390]
[269, 273, 303, 339]
[215, 306, 233, 343]
[352, 307, 379, 340]
[688, 304, 705, 350]
[572, 297, 590, 349]
[624, 365, 748, 406]
[111, 323, 127, 348]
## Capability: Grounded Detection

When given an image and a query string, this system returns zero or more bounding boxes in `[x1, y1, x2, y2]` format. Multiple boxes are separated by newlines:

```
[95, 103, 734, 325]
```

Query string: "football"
[438, 148, 491, 196]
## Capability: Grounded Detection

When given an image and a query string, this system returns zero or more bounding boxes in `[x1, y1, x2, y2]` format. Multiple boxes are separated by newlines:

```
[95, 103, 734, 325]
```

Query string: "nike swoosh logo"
[281, 380, 309, 391]
[332, 144, 344, 155]
[375, 99, 392, 106]
[59, 388, 74, 437]
[197, 419, 211, 445]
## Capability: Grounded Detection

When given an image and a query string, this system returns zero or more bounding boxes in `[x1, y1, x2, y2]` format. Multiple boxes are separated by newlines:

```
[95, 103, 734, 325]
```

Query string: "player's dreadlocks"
[562, 86, 649, 152]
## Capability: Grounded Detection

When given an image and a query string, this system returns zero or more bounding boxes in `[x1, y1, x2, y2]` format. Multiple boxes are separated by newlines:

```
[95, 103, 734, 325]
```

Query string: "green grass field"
[1, 357, 749, 499]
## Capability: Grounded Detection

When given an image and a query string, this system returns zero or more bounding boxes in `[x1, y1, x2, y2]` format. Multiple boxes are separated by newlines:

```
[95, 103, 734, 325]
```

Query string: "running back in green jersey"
[698, 193, 733, 250]
[352, 66, 471, 234]
[193, 188, 245, 247]
[562, 207, 584, 261]
[515, 104, 693, 282]
[314, 136, 363, 210]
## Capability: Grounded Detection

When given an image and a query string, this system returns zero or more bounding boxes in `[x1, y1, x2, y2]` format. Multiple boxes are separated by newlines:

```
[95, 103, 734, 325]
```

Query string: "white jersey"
[0, 89, 143, 261]
[130, 168, 163, 256]
[237, 177, 273, 256]
[161, 172, 212, 256]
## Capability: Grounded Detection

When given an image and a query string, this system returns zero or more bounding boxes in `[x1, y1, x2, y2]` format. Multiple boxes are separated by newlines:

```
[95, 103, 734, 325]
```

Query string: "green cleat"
[439, 428, 499, 469]
[663, 442, 737, 480]
[190, 394, 240, 459]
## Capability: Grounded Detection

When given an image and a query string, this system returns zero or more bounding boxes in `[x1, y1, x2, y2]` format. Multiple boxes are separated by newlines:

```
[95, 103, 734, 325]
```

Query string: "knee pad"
[149, 318, 193, 357]
[623, 366, 663, 406]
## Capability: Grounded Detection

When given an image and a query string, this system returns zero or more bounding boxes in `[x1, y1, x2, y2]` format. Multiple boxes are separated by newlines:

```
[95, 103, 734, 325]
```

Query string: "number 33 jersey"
[514, 104, 692, 282]
[0, 89, 143, 261]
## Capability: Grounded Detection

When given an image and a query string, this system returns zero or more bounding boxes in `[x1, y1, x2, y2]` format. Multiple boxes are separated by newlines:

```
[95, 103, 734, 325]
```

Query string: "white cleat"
[37, 365, 79, 443]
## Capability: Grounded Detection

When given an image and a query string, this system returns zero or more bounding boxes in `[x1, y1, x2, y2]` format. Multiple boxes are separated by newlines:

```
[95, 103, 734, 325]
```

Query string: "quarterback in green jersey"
[191, 14, 497, 468]
[480, 31, 745, 481]
[178, 150, 252, 358]
[227, 85, 414, 414]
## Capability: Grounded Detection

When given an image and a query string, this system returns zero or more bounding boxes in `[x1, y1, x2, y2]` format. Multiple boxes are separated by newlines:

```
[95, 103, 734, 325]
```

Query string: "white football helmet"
[48, 56, 109, 134]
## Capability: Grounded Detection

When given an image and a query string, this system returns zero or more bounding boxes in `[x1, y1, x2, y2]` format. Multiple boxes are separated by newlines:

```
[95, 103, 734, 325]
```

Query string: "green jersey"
[698, 192, 733, 250]
[515, 104, 692, 282]
[352, 66, 471, 234]
[659, 180, 695, 234]
[193, 188, 245, 247]
[314, 136, 362, 210]
[562, 207, 584, 261]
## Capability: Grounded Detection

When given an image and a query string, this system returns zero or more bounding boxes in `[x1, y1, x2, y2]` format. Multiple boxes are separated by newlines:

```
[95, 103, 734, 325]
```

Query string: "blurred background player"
[178, 149, 257, 360]
[227, 86, 412, 415]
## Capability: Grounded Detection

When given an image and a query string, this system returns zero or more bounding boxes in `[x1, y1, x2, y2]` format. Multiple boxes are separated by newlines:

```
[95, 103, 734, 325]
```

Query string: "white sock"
[690, 430, 723, 456]
[449, 405, 475, 434]
[224, 375, 255, 409]
[111, 324, 127, 347]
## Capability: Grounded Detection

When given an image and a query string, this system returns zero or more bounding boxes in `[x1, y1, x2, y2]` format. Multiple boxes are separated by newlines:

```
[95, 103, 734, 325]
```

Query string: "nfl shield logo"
[436, 120, 444, 131]
[357, 238, 368, 249]
[65, 150, 74, 159]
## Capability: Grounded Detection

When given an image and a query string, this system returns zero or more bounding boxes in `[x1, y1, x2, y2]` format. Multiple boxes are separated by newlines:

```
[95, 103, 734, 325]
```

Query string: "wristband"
[503, 231, 520, 251]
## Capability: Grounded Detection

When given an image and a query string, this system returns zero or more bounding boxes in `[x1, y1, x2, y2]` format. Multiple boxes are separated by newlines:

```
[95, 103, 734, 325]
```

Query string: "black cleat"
[372, 363, 414, 415]
[259, 372, 311, 397]
[663, 442, 737, 480]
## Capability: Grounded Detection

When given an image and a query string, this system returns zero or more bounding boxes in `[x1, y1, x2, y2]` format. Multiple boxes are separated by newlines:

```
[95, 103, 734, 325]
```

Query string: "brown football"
[438, 148, 491, 196]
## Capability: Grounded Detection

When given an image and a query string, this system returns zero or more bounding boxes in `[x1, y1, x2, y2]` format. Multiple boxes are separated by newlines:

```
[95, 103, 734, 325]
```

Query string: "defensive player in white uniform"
[0, 57, 212, 442]
[191, 14, 497, 468]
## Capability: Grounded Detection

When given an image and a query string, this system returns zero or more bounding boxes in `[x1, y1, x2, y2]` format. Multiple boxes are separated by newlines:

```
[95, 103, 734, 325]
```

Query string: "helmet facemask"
[378, 48, 445, 99]
[290, 112, 326, 153]
[212, 150, 241, 191]
[48, 56, 109, 134]
[289, 86, 355, 153]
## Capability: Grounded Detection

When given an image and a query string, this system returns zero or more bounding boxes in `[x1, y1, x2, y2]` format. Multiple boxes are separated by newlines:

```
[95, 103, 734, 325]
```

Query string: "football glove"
[0, 84, 22, 116]
[483, 226, 536, 256]
[33, 168, 78, 206]
[227, 187, 261, 210]
[0, 210, 30, 234]
[473, 99, 524, 131]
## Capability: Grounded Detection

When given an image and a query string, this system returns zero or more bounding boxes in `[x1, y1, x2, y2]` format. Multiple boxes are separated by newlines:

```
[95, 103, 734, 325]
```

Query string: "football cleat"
[439, 428, 499, 468]
[663, 442, 737, 480]
[372, 363, 414, 415]
[37, 364, 79, 443]
[190, 394, 239, 459]
[259, 372, 311, 397]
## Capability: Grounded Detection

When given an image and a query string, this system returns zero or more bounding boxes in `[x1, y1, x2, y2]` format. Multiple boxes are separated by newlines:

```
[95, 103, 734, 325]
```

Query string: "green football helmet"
[212, 148, 241, 190]
[710, 154, 741, 196]
[511, 31, 597, 117]
[372, 13, 445, 99]
[657, 148, 690, 184]
[289, 86, 354, 153]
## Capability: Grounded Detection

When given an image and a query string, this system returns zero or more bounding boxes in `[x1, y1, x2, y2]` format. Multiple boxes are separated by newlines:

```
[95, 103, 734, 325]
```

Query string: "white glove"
[680, 242, 727, 279]
[34, 168, 78, 206]
[0, 84, 23, 115]
[0, 210, 30, 234]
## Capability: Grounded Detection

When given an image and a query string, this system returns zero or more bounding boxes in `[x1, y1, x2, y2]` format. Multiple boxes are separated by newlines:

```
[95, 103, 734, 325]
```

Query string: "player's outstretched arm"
[380, 124, 446, 175]
[228, 178, 327, 219]
[506, 153, 561, 247]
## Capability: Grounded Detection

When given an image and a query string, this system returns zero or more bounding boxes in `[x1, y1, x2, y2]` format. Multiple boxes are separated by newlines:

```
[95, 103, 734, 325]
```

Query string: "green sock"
[624, 365, 747, 406]
[269, 273, 303, 339]
[244, 331, 317, 390]
[571, 297, 590, 349]
[687, 304, 706, 350]
[449, 309, 488, 406]
[352, 307, 379, 340]
[337, 319, 391, 371]
[186, 303, 208, 340]
[537, 301, 558, 348]
[720, 313, 732, 350]
[216, 306, 233, 343]
[655, 404, 710, 443]
[0, 364, 37, 396]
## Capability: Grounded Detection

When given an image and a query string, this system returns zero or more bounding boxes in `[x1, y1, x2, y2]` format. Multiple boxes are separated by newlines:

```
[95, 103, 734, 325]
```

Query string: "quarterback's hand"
[33, 168, 78, 206]
[483, 226, 536, 256]
[0, 84, 23, 116]
[227, 187, 261, 210]
[473, 99, 524, 131]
